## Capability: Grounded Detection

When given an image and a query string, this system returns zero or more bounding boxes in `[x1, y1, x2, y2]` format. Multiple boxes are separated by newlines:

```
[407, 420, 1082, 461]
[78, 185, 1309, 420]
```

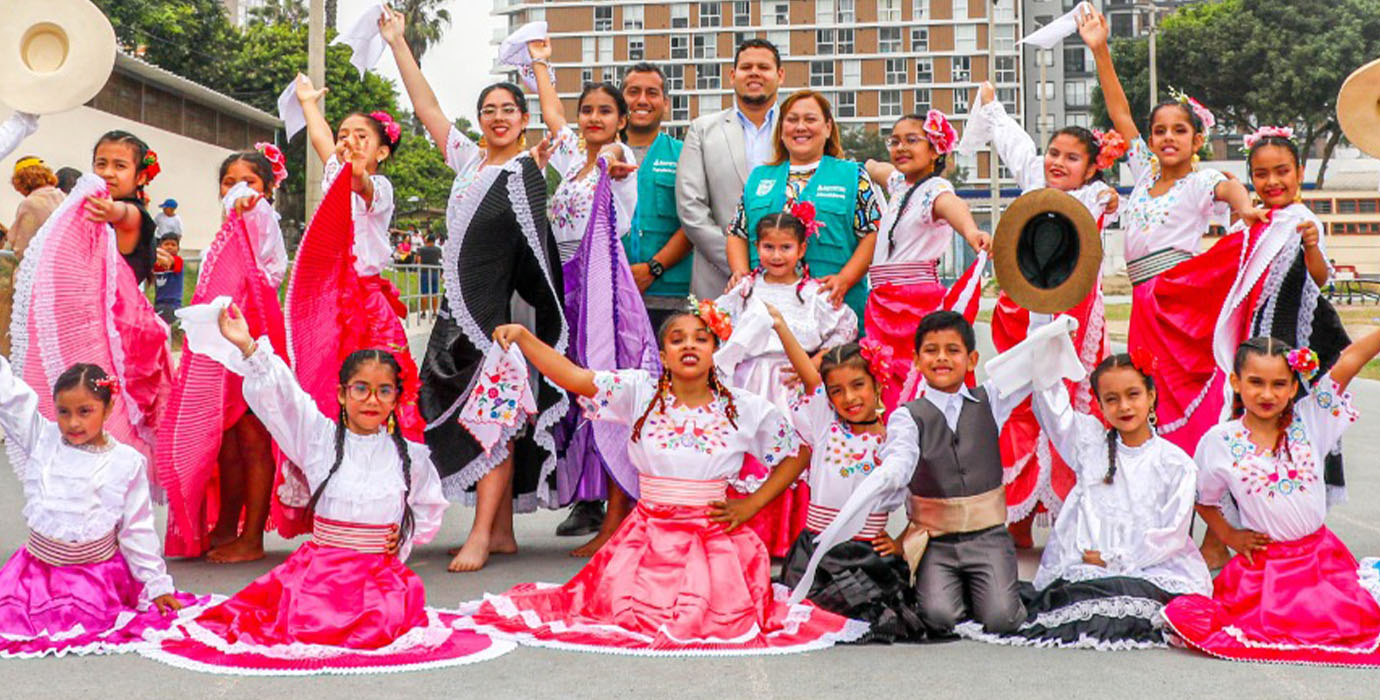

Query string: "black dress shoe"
[556, 500, 605, 537]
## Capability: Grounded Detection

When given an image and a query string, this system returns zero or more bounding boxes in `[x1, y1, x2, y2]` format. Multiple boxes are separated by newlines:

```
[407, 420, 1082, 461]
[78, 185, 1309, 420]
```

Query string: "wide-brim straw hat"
[992, 188, 1102, 314]
[1338, 57, 1380, 159]
[0, 0, 118, 115]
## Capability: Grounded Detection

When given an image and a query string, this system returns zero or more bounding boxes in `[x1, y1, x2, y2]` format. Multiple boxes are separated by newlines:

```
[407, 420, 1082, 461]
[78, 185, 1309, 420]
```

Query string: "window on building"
[673, 94, 690, 121]
[995, 55, 1017, 83]
[629, 37, 645, 61]
[914, 0, 928, 21]
[694, 34, 716, 59]
[599, 36, 614, 62]
[997, 87, 1019, 109]
[838, 28, 855, 53]
[953, 89, 969, 114]
[880, 90, 902, 117]
[734, 1, 751, 26]
[768, 30, 790, 55]
[1064, 46, 1087, 73]
[810, 60, 835, 87]
[581, 67, 594, 84]
[1066, 112, 1092, 128]
[1111, 13, 1134, 38]
[700, 93, 722, 113]
[995, 2, 1014, 21]
[594, 6, 613, 31]
[1041, 81, 1056, 99]
[914, 88, 931, 111]
[838, 0, 856, 23]
[952, 55, 971, 82]
[953, 0, 969, 18]
[700, 2, 721, 27]
[1307, 198, 1334, 214]
[817, 0, 835, 23]
[956, 25, 977, 52]
[1037, 113, 1055, 134]
[734, 31, 754, 47]
[603, 66, 617, 83]
[582, 37, 596, 63]
[665, 64, 685, 90]
[817, 29, 836, 55]
[879, 0, 901, 22]
[916, 58, 934, 82]
[994, 25, 1015, 51]
[623, 5, 644, 29]
[1038, 49, 1055, 67]
[911, 27, 929, 51]
[843, 59, 861, 86]
[880, 27, 903, 53]
[671, 3, 690, 28]
[671, 35, 689, 60]
[1064, 81, 1088, 107]
[764, 2, 790, 26]
[837, 92, 857, 117]
[697, 63, 721, 89]
[885, 58, 908, 85]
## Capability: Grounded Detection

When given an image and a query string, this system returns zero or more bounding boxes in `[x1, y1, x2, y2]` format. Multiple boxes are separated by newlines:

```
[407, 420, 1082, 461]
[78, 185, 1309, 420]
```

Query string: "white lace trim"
[955, 620, 1165, 652]
[158, 608, 460, 660]
[1157, 378, 1214, 437]
[1, 596, 214, 659]
[1052, 566, 1204, 596]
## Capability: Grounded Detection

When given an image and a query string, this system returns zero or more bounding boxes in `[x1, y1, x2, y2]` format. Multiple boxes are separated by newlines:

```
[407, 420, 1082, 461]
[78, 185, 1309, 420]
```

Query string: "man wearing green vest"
[621, 62, 693, 329]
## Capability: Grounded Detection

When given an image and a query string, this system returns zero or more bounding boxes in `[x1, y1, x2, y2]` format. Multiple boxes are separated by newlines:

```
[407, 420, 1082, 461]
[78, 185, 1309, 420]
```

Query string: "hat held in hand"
[1338, 57, 1380, 159]
[0, 0, 118, 114]
[992, 188, 1102, 314]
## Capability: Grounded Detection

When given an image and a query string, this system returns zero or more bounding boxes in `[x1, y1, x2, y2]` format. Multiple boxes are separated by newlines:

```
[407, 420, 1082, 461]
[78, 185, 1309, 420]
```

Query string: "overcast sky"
[338, 0, 503, 124]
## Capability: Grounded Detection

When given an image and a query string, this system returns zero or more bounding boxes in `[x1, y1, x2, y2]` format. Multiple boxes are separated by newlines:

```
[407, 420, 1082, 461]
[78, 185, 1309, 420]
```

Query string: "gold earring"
[478, 136, 488, 149]
[519, 134, 528, 149]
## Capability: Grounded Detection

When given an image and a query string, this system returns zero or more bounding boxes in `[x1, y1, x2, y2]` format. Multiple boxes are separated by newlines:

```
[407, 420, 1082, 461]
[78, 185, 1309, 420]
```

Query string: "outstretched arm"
[295, 73, 336, 163]
[1329, 326, 1380, 394]
[933, 192, 992, 253]
[382, 9, 451, 149]
[1080, 8, 1139, 142]
[865, 158, 896, 187]
[493, 324, 597, 397]
[527, 39, 567, 135]
[767, 303, 823, 393]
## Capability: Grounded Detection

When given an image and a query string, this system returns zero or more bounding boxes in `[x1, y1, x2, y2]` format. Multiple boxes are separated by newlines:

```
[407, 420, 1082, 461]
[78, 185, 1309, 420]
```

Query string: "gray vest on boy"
[903, 387, 1004, 498]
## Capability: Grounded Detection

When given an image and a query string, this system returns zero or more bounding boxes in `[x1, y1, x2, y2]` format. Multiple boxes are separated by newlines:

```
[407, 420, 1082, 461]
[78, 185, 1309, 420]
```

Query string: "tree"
[1091, 0, 1380, 187]
[388, 128, 453, 234]
[326, 0, 338, 30]
[840, 125, 889, 163]
[396, 0, 453, 65]
[249, 0, 308, 25]
[94, 0, 241, 88]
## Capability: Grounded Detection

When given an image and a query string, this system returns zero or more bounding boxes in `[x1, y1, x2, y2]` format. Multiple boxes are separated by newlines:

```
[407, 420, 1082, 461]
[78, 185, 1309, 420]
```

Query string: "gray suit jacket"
[676, 107, 775, 298]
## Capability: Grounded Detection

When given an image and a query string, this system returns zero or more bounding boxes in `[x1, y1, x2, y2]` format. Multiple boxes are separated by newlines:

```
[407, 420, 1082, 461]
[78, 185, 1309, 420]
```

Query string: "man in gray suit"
[676, 39, 785, 298]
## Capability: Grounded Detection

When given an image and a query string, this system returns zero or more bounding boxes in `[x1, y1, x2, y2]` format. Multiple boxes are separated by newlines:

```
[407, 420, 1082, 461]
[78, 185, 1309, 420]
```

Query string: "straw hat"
[1337, 58, 1380, 159]
[992, 188, 1102, 314]
[0, 0, 117, 114]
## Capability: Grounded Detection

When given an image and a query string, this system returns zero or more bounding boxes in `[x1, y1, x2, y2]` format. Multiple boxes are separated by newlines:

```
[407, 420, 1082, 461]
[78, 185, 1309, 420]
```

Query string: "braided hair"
[52, 363, 116, 406]
[744, 213, 812, 303]
[630, 312, 740, 442]
[305, 349, 416, 550]
[1089, 354, 1156, 485]
[1231, 336, 1300, 465]
[886, 114, 948, 251]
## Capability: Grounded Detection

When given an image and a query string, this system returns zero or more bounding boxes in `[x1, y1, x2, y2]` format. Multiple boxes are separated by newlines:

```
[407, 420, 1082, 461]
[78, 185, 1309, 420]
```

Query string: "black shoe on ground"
[556, 500, 605, 537]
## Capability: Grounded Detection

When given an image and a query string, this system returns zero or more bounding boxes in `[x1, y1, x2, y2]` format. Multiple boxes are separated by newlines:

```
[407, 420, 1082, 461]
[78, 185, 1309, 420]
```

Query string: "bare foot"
[206, 537, 265, 564]
[207, 527, 238, 549]
[1008, 514, 1035, 550]
[448, 535, 491, 572]
[489, 533, 518, 555]
[569, 529, 614, 557]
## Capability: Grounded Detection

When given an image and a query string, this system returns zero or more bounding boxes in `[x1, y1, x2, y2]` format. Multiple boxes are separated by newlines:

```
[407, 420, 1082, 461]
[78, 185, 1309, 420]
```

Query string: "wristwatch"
[647, 259, 665, 278]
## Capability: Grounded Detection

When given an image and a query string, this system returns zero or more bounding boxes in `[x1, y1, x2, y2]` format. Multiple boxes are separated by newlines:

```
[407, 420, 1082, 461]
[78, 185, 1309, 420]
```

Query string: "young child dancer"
[0, 357, 203, 658]
[966, 80, 1123, 547]
[790, 311, 1030, 638]
[290, 75, 424, 442]
[457, 310, 868, 654]
[864, 110, 991, 412]
[770, 311, 925, 643]
[142, 304, 514, 675]
[1162, 330, 1380, 667]
[959, 345, 1211, 650]
[1081, 8, 1263, 456]
[714, 211, 857, 557]
[158, 146, 293, 563]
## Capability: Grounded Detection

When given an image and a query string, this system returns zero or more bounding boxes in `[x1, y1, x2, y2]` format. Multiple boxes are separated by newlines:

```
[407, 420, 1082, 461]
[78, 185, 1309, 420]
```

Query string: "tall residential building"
[491, 0, 1025, 182]
[1021, 0, 1103, 146]
[222, 0, 270, 27]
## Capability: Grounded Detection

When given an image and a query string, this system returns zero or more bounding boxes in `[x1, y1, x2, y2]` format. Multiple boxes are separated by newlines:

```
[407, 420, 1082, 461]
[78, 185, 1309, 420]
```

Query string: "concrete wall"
[0, 106, 236, 254]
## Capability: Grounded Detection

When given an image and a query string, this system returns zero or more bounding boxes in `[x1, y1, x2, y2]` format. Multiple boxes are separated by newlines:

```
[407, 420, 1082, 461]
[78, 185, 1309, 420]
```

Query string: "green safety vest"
[625, 132, 692, 297]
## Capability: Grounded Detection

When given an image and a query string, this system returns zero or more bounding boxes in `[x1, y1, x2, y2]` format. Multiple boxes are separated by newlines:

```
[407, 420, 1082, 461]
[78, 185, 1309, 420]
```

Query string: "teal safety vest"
[625, 132, 691, 298]
[742, 156, 869, 325]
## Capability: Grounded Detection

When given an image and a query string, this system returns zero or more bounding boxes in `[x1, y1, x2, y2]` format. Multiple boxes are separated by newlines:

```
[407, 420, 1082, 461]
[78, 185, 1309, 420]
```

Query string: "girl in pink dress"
[458, 310, 868, 654]
[142, 304, 514, 675]
[158, 146, 295, 564]
[1162, 329, 1380, 667]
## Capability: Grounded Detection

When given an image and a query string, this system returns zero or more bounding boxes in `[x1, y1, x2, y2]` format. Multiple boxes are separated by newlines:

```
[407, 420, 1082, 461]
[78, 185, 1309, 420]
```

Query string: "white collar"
[924, 385, 978, 404]
[734, 104, 777, 129]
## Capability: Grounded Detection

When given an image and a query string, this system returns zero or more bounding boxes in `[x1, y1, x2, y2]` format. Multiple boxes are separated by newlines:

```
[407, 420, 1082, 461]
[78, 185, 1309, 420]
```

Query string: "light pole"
[988, 2, 1001, 235]
[306, 0, 326, 217]
[1145, 0, 1158, 107]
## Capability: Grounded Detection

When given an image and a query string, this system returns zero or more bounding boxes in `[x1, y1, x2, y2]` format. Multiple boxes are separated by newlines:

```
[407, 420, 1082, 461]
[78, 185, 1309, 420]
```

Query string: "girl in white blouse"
[960, 347, 1211, 651]
[0, 359, 196, 658]
[1162, 330, 1380, 668]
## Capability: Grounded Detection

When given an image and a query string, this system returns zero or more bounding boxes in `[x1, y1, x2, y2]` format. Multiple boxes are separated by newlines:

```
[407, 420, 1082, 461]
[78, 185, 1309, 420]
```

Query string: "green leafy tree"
[249, 0, 308, 25]
[840, 125, 889, 163]
[388, 116, 453, 235]
[396, 0, 452, 65]
[94, 0, 241, 88]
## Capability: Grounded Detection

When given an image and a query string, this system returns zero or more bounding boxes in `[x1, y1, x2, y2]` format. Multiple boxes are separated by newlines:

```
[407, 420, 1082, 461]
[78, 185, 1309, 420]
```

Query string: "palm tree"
[325, 0, 337, 30]
[248, 0, 307, 25]
[396, 0, 452, 64]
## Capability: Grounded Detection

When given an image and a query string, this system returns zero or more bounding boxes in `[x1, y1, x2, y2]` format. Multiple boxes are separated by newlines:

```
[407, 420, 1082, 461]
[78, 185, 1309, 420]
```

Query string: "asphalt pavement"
[3, 323, 1377, 698]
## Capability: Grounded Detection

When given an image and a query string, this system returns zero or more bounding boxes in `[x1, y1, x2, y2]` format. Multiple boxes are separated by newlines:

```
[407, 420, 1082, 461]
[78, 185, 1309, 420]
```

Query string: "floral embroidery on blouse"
[759, 416, 798, 465]
[823, 423, 883, 478]
[1309, 381, 1359, 422]
[1220, 417, 1318, 498]
[728, 163, 881, 239]
[582, 370, 631, 416]
[642, 410, 734, 453]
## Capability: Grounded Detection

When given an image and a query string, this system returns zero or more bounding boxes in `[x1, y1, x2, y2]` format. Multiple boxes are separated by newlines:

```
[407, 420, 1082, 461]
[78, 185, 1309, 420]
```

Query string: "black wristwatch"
[647, 259, 665, 278]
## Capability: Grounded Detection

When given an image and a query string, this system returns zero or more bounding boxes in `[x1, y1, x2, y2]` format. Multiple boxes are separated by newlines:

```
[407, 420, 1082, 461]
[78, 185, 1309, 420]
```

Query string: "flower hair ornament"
[140, 150, 161, 183]
[1129, 347, 1159, 376]
[921, 109, 958, 155]
[1286, 347, 1320, 381]
[1091, 129, 1128, 172]
[255, 142, 290, 187]
[790, 200, 825, 239]
[93, 377, 122, 396]
[686, 295, 734, 342]
[1167, 86, 1215, 131]
[369, 111, 403, 145]
[857, 338, 894, 396]
[1241, 125, 1296, 154]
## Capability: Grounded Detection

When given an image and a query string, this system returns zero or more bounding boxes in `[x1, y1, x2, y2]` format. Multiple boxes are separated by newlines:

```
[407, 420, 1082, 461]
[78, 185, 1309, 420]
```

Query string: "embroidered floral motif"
[643, 411, 734, 453]
[823, 423, 883, 478]
[1220, 417, 1319, 498]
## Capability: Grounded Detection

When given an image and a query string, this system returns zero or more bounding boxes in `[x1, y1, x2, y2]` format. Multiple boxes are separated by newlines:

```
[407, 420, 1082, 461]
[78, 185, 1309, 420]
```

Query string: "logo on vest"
[755, 179, 776, 197]
[816, 184, 848, 199]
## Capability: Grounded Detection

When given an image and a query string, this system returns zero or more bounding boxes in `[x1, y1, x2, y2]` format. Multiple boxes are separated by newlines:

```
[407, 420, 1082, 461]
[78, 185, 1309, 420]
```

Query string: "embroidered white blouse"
[578, 369, 800, 482]
[1194, 374, 1358, 543]
[322, 154, 395, 277]
[1031, 382, 1211, 595]
[222, 182, 288, 287]
[223, 338, 449, 560]
[790, 386, 901, 513]
[547, 125, 637, 262]
[872, 172, 958, 266]
[1122, 137, 1228, 262]
[0, 357, 173, 601]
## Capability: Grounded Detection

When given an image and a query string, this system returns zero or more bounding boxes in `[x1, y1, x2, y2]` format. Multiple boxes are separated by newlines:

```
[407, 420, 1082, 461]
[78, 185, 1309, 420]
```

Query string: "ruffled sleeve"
[116, 454, 175, 601]
[740, 393, 801, 469]
[398, 441, 449, 561]
[226, 337, 337, 482]
[789, 386, 836, 448]
[983, 99, 1045, 192]
[223, 182, 288, 287]
[1031, 381, 1104, 471]
[548, 125, 583, 178]
[812, 283, 859, 347]
[445, 124, 483, 174]
[1193, 427, 1233, 508]
[1191, 168, 1228, 214]
[577, 369, 655, 425]
[607, 142, 639, 239]
[1101, 444, 1199, 575]
[0, 355, 51, 474]
[1125, 137, 1154, 186]
[1296, 373, 1359, 457]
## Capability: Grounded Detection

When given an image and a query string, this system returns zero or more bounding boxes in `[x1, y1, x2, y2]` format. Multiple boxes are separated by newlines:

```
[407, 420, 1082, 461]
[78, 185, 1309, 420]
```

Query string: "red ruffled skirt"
[460, 499, 866, 654]
[864, 281, 946, 413]
[1162, 527, 1380, 667]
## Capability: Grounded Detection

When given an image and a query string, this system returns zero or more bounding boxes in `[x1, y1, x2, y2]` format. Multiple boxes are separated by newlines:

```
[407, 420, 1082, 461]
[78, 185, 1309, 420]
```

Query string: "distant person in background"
[153, 233, 185, 325]
[414, 233, 442, 319]
[55, 167, 81, 194]
[154, 198, 183, 239]
[3, 155, 64, 355]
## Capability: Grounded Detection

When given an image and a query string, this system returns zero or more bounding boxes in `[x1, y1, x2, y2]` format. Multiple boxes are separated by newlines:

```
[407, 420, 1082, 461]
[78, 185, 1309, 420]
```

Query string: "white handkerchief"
[459, 344, 538, 455]
[499, 21, 552, 91]
[985, 315, 1085, 398]
[332, 0, 389, 77]
[1020, 1, 1093, 49]
[278, 80, 306, 140]
[176, 297, 241, 368]
[956, 99, 994, 157]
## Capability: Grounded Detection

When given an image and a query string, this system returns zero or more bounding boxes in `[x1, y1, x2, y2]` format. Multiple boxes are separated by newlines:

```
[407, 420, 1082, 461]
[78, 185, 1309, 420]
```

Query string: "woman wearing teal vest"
[726, 90, 880, 328]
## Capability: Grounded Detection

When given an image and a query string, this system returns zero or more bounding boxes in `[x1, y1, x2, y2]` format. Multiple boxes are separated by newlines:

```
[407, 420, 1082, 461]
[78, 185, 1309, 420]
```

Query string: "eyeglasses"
[480, 105, 523, 118]
[345, 382, 399, 403]
[886, 134, 928, 149]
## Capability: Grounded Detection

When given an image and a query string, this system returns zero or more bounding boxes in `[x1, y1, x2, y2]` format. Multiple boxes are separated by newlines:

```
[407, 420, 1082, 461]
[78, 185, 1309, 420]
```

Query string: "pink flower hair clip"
[1241, 126, 1296, 154]
[254, 142, 290, 187]
[1168, 87, 1215, 131]
[93, 377, 121, 396]
[686, 295, 734, 342]
[369, 111, 403, 144]
[857, 338, 894, 396]
[790, 200, 825, 239]
[1286, 347, 1319, 381]
[1091, 129, 1128, 171]
[922, 109, 957, 155]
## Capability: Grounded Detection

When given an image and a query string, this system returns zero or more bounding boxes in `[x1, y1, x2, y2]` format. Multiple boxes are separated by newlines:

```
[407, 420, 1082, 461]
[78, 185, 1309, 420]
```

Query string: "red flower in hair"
[255, 142, 289, 187]
[369, 111, 402, 144]
[1091, 129, 1128, 172]
[1286, 348, 1319, 381]
[688, 295, 734, 342]
[93, 378, 122, 397]
[921, 109, 958, 155]
[140, 150, 161, 183]
[857, 338, 894, 395]
[1129, 348, 1158, 376]
[790, 200, 824, 238]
